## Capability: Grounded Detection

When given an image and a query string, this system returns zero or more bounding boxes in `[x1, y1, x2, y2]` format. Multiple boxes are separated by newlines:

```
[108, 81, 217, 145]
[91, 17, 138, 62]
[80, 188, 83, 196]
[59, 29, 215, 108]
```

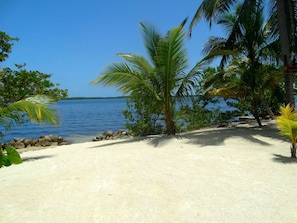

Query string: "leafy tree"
[189, 0, 297, 107]
[0, 31, 63, 144]
[92, 21, 203, 135]
[0, 31, 19, 62]
[0, 64, 68, 105]
[178, 66, 242, 130]
[123, 93, 163, 136]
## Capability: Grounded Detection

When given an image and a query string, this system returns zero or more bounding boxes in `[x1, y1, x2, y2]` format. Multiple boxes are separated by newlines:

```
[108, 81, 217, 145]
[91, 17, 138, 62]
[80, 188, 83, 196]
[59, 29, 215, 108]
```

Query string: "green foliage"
[0, 31, 64, 168]
[123, 93, 163, 136]
[0, 31, 63, 146]
[92, 21, 204, 135]
[0, 145, 22, 168]
[0, 31, 19, 62]
[179, 96, 241, 131]
[0, 95, 60, 138]
[0, 65, 68, 104]
[276, 104, 297, 158]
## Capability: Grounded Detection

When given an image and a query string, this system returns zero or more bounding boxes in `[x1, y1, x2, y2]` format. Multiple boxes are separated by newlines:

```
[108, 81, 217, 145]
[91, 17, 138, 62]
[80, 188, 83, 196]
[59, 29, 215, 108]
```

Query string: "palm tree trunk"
[276, 0, 295, 107]
[252, 102, 263, 127]
[261, 99, 275, 119]
[291, 143, 296, 158]
[164, 110, 176, 135]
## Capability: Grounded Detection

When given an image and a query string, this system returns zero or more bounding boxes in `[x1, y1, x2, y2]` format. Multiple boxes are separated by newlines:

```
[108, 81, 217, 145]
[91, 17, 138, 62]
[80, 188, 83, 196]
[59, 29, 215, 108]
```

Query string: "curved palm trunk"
[276, 0, 295, 107]
[261, 99, 275, 119]
[252, 101, 263, 127]
[291, 143, 296, 158]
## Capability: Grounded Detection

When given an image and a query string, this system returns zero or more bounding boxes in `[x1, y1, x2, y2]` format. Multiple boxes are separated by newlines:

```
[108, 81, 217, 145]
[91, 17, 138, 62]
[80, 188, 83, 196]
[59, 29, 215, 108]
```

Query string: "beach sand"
[1, 120, 297, 223]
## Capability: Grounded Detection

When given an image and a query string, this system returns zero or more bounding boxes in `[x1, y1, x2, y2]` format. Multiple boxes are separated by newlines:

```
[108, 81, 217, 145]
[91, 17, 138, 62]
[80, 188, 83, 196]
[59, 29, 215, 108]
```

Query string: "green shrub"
[0, 146, 22, 168]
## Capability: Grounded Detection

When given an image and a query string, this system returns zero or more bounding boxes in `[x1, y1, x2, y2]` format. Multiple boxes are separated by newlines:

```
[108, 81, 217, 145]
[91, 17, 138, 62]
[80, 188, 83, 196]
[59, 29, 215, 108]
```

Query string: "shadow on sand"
[89, 120, 286, 150]
[272, 154, 297, 164]
[22, 155, 55, 162]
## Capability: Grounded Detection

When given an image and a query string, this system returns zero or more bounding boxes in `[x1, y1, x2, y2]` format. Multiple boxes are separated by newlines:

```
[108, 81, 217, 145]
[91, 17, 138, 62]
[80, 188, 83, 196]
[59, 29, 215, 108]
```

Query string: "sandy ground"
[1, 120, 297, 223]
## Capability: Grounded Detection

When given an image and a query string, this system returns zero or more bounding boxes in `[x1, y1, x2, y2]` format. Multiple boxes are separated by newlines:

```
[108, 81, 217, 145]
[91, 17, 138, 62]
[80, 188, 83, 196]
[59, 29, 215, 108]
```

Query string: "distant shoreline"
[64, 96, 128, 100]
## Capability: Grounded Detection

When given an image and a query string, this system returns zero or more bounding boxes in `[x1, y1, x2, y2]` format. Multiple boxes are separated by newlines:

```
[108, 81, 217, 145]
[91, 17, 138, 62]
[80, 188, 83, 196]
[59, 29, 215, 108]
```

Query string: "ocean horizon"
[2, 98, 128, 144]
[1, 97, 237, 144]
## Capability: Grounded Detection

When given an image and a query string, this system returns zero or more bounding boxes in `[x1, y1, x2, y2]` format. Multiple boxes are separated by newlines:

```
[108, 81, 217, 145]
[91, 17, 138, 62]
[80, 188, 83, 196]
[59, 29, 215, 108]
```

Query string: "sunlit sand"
[1, 120, 297, 223]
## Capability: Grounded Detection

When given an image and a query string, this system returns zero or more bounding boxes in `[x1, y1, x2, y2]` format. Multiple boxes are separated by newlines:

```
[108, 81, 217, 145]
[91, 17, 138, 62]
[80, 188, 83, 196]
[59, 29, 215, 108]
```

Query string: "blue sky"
[0, 0, 223, 97]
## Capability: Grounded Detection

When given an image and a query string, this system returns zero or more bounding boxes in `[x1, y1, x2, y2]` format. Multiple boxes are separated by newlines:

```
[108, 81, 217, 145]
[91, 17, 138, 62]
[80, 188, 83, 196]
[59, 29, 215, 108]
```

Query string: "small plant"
[276, 104, 297, 158]
[0, 145, 22, 168]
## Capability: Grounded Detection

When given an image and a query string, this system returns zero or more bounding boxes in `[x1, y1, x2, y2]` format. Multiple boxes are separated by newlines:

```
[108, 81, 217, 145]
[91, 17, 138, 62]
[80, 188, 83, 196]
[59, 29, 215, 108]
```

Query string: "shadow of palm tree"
[22, 155, 55, 162]
[180, 124, 285, 147]
[89, 121, 285, 149]
[272, 154, 297, 164]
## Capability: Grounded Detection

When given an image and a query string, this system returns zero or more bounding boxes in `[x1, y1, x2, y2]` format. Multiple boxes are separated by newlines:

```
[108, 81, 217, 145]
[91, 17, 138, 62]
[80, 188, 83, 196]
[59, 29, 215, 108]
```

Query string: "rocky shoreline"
[2, 135, 70, 150]
[92, 129, 132, 141]
[2, 129, 133, 150]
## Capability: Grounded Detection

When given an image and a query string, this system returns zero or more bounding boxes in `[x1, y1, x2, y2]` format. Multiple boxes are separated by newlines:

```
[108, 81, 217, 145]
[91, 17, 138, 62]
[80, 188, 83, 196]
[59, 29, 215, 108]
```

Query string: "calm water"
[2, 98, 128, 143]
[2, 97, 236, 143]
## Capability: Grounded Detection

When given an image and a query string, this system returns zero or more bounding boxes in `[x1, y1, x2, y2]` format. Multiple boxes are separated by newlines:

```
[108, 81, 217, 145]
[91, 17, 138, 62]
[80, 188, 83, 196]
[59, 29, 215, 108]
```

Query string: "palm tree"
[205, 57, 282, 126]
[201, 1, 280, 65]
[189, 0, 297, 107]
[201, 1, 282, 126]
[276, 104, 297, 158]
[275, 0, 295, 106]
[92, 21, 203, 135]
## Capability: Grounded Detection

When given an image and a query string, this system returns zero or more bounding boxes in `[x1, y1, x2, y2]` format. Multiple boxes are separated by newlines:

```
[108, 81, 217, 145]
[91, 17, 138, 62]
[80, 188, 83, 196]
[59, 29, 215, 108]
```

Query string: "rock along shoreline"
[2, 129, 133, 150]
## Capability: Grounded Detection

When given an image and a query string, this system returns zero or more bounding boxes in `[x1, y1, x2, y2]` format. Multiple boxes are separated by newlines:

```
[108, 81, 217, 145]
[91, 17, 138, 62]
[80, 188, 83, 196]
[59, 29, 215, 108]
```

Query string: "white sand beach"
[1, 120, 297, 223]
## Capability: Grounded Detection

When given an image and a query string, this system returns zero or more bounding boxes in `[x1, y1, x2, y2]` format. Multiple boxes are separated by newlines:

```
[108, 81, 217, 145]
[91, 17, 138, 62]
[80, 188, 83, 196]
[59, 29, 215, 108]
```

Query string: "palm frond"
[155, 25, 188, 94]
[276, 116, 297, 143]
[139, 22, 161, 63]
[91, 62, 160, 100]
[175, 60, 205, 99]
[0, 95, 59, 138]
[117, 53, 154, 77]
[8, 95, 59, 125]
[189, 0, 238, 35]
[278, 104, 297, 121]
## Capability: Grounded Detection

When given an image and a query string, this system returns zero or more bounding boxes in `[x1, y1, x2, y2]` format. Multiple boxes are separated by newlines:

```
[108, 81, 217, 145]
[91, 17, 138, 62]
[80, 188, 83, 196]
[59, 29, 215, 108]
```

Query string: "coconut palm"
[205, 57, 282, 126]
[92, 21, 203, 135]
[189, 0, 297, 106]
[276, 104, 297, 158]
[201, 1, 282, 126]
[201, 1, 281, 66]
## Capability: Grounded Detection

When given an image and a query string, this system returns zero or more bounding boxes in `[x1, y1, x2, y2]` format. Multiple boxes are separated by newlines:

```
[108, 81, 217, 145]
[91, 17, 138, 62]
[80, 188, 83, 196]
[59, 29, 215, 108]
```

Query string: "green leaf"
[5, 146, 22, 164]
[2, 155, 11, 166]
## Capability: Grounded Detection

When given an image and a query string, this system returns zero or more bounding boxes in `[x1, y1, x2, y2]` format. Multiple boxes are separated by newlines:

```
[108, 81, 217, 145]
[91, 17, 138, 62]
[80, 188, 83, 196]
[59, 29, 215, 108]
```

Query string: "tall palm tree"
[92, 21, 203, 135]
[202, 1, 280, 65]
[189, 0, 297, 107]
[201, 1, 281, 125]
[205, 57, 282, 126]
[275, 0, 295, 106]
